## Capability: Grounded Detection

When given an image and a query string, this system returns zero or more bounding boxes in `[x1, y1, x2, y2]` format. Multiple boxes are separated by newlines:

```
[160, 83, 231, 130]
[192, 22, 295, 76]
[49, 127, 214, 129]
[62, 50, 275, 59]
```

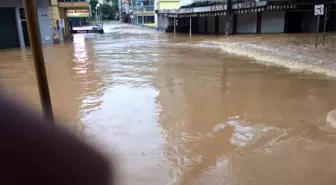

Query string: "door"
[21, 21, 30, 46]
[0, 8, 20, 49]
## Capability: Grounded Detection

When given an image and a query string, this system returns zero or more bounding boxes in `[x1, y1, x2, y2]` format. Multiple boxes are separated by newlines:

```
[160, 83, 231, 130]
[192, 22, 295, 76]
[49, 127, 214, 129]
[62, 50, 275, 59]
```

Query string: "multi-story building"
[0, 0, 53, 49]
[50, 0, 90, 41]
[132, 0, 156, 26]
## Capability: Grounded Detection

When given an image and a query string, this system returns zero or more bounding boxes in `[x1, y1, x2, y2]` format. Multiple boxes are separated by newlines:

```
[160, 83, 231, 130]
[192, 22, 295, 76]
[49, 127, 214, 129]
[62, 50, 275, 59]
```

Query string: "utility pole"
[226, 0, 232, 36]
[23, 0, 54, 122]
[322, 6, 328, 46]
[189, 16, 192, 36]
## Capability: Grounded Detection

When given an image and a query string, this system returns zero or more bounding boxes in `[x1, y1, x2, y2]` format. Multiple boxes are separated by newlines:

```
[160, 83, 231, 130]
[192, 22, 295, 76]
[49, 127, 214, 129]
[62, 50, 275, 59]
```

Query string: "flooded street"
[0, 22, 335, 185]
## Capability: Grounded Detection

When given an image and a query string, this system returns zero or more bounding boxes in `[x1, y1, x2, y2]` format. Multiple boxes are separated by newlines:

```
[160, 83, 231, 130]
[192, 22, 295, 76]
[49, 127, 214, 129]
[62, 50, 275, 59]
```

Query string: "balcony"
[133, 5, 155, 13]
[58, 0, 89, 8]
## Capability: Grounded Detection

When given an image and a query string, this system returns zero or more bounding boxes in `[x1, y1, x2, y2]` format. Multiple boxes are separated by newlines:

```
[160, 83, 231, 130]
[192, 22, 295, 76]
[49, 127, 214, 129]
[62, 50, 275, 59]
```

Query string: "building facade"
[132, 0, 157, 26]
[0, 0, 53, 49]
[157, 0, 179, 28]
[157, 0, 336, 34]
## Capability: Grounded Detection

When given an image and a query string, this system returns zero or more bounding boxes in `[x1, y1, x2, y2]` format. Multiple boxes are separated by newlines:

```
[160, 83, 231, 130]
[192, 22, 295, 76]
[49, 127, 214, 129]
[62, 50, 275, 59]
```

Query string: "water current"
[0, 22, 335, 185]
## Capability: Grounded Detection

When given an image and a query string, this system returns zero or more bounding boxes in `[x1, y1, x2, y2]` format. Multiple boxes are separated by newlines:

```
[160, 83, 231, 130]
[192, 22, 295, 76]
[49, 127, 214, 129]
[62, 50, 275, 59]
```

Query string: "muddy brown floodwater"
[0, 22, 335, 185]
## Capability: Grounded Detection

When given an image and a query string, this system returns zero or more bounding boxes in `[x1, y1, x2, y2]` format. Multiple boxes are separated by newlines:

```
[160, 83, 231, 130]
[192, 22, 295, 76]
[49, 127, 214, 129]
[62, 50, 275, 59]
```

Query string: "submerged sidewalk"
[217, 34, 336, 77]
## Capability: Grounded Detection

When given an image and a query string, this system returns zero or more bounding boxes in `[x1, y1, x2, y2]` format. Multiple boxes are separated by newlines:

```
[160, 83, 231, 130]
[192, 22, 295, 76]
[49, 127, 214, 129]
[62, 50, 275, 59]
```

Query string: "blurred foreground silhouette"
[0, 90, 113, 185]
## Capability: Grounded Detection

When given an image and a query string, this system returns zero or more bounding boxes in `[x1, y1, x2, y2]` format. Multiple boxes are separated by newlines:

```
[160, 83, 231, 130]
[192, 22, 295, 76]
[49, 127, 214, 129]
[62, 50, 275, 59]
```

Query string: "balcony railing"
[134, 5, 155, 12]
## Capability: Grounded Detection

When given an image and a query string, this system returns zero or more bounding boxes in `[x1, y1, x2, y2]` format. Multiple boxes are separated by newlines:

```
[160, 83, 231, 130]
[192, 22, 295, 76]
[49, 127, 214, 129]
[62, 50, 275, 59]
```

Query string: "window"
[144, 16, 154, 24]
[138, 16, 143, 24]
[136, 0, 154, 6]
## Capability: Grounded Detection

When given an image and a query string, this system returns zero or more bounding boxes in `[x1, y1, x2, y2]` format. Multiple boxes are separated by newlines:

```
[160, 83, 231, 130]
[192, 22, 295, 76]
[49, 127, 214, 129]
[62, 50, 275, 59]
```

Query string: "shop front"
[0, 0, 52, 49]
[66, 9, 90, 28]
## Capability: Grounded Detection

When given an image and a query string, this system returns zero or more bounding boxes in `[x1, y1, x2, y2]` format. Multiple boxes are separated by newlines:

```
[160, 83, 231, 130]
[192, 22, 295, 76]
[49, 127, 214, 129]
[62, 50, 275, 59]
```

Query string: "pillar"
[174, 17, 176, 35]
[15, 7, 25, 48]
[257, 12, 262, 33]
[233, 13, 237, 34]
[189, 16, 192, 36]
[215, 15, 219, 34]
[205, 16, 208, 33]
[226, 0, 232, 35]
[284, 9, 289, 33]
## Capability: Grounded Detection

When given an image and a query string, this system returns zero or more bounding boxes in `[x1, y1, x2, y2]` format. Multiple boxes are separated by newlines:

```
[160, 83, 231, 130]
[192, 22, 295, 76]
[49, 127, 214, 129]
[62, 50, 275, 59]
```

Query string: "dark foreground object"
[0, 91, 112, 185]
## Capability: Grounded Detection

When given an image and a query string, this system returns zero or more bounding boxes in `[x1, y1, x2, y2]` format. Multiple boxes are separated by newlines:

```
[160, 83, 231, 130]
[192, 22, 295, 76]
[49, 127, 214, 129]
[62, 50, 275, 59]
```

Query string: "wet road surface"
[0, 23, 335, 185]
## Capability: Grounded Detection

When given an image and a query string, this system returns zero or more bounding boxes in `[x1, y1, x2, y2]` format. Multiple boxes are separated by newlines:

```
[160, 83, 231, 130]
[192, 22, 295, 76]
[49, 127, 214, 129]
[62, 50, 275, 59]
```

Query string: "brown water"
[0, 23, 335, 185]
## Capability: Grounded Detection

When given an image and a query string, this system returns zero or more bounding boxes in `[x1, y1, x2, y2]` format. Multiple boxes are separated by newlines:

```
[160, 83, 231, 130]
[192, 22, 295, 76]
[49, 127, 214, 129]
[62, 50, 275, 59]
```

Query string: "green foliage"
[101, 4, 115, 19]
[90, 0, 119, 20]
[89, 0, 99, 16]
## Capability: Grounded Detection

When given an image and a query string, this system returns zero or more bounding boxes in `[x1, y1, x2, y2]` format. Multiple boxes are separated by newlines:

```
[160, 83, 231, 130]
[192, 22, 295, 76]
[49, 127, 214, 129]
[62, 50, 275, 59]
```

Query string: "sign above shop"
[234, 1, 257, 9]
[66, 9, 90, 17]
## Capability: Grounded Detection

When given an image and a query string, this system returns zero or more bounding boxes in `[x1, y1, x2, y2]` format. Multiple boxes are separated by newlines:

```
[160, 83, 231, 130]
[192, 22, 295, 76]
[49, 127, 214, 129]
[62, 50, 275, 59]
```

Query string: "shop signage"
[179, 8, 193, 13]
[235, 1, 257, 9]
[66, 9, 90, 17]
[210, 4, 226, 11]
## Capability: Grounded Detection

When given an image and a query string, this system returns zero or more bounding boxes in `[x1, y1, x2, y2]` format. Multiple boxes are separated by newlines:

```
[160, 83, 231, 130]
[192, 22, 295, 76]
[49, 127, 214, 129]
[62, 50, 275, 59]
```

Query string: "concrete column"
[284, 10, 289, 33]
[37, 6, 53, 44]
[215, 15, 219, 34]
[205, 16, 208, 33]
[174, 17, 176, 35]
[226, 0, 232, 35]
[15, 7, 25, 48]
[233, 14, 237, 34]
[257, 12, 262, 33]
[189, 16, 192, 36]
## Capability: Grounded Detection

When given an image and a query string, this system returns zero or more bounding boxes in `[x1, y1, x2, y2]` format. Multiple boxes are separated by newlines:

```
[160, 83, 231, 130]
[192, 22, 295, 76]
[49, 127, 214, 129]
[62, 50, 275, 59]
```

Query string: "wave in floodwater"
[327, 109, 336, 128]
[103, 23, 158, 35]
[217, 41, 336, 77]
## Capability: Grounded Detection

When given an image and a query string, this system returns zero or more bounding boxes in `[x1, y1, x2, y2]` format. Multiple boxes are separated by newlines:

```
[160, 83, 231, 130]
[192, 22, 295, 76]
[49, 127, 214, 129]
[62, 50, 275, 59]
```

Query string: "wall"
[198, 16, 206, 33]
[37, 7, 53, 44]
[15, 7, 25, 47]
[261, 11, 285, 33]
[218, 15, 226, 33]
[158, 1, 179, 9]
[158, 14, 169, 28]
[207, 16, 215, 33]
[237, 12, 257, 34]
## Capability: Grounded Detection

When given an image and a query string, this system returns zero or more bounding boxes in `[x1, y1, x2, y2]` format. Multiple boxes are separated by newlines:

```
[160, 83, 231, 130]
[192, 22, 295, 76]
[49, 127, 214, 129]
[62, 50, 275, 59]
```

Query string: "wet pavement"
[0, 22, 335, 185]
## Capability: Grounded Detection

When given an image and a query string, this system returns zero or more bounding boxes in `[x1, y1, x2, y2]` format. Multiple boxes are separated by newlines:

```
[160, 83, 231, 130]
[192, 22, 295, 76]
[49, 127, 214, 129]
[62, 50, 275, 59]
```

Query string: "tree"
[89, 0, 99, 17]
[101, 4, 115, 20]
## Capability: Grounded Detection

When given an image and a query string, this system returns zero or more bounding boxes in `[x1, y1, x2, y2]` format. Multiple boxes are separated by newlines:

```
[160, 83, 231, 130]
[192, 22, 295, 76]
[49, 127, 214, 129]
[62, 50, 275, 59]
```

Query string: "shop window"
[144, 16, 154, 24]
[138, 16, 143, 24]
